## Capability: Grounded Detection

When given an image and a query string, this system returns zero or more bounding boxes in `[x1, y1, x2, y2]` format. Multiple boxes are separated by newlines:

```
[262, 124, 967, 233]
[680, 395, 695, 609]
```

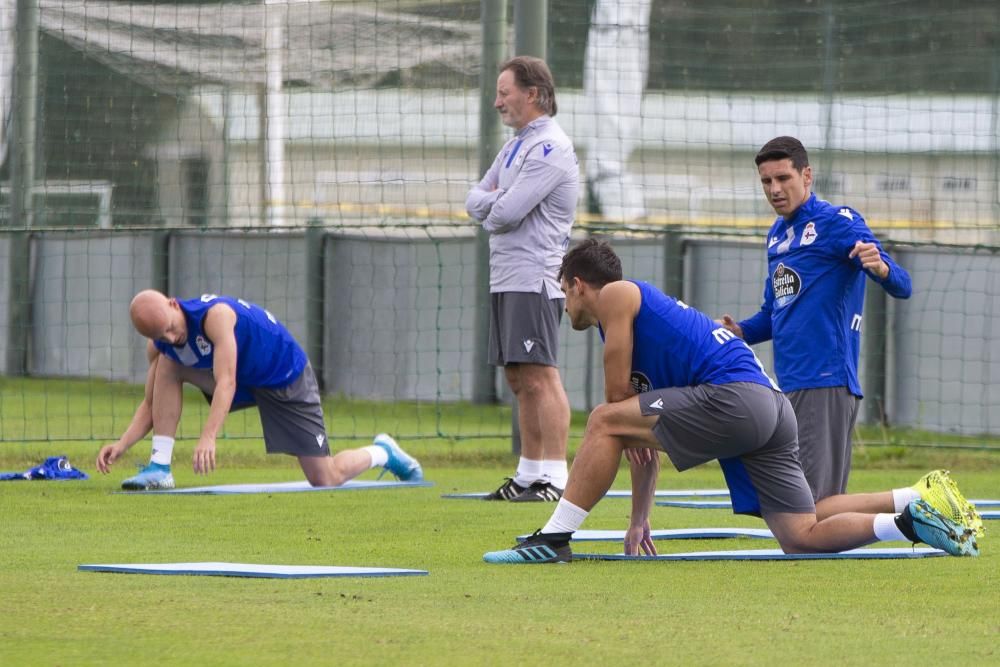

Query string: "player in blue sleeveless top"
[95, 290, 422, 490]
[483, 240, 980, 563]
[721, 136, 912, 501]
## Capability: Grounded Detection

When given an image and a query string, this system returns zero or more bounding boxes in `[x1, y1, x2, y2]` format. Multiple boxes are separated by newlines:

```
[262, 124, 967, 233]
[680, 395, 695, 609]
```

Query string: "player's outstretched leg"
[910, 470, 984, 537]
[483, 530, 573, 564]
[373, 433, 423, 482]
[897, 499, 979, 557]
[121, 461, 175, 490]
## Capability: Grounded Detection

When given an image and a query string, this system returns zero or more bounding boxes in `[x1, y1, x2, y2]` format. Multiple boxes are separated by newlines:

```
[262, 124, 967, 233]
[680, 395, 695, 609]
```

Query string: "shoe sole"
[911, 501, 979, 557]
[121, 476, 175, 491]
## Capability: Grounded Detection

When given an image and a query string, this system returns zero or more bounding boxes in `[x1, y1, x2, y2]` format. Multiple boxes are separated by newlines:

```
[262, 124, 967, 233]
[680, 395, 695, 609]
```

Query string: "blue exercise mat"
[656, 499, 1000, 510]
[971, 499, 1000, 509]
[442, 489, 730, 500]
[78, 562, 427, 578]
[656, 499, 733, 509]
[518, 528, 773, 542]
[982, 511, 999, 520]
[119, 479, 432, 495]
[574, 547, 945, 561]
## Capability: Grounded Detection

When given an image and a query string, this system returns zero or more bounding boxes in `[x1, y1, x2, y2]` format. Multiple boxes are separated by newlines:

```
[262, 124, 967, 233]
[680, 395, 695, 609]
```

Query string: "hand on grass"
[193, 437, 217, 474]
[96, 442, 125, 474]
[624, 519, 657, 556]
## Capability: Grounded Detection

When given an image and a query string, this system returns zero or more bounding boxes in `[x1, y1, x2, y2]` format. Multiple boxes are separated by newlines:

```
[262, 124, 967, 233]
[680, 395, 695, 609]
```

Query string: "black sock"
[536, 530, 572, 546]
[895, 505, 918, 543]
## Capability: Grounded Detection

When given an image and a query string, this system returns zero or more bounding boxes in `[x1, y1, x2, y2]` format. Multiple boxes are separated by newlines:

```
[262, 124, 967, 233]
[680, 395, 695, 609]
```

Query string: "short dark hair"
[500, 56, 557, 116]
[754, 136, 809, 171]
[558, 239, 622, 287]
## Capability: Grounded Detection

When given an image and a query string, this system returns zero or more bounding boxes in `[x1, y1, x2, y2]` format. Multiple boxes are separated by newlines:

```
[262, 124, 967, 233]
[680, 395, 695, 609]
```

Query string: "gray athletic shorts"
[205, 364, 331, 457]
[788, 386, 861, 501]
[639, 382, 816, 516]
[488, 291, 564, 367]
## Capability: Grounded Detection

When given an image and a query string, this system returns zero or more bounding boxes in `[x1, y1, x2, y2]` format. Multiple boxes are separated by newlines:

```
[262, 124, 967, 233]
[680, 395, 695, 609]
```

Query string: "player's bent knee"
[585, 403, 614, 433]
[765, 513, 821, 554]
[298, 456, 344, 487]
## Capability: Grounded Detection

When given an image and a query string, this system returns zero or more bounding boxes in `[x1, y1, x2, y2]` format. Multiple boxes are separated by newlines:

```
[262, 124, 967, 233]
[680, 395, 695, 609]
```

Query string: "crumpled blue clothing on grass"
[0, 456, 89, 481]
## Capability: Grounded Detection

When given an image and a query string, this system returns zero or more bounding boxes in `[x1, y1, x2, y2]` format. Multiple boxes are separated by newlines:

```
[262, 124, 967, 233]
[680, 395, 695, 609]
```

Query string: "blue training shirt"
[737, 194, 911, 397]
[154, 295, 307, 391]
[618, 281, 778, 393]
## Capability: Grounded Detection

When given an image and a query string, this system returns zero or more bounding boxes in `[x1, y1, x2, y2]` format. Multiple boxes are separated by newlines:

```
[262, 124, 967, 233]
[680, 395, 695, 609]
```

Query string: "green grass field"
[1, 379, 998, 665]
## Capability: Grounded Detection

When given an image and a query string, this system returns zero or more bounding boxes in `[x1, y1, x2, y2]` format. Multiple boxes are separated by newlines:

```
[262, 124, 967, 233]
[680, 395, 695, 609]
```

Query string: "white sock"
[541, 459, 568, 490]
[150, 435, 174, 466]
[873, 513, 909, 542]
[891, 487, 921, 512]
[363, 445, 388, 468]
[542, 498, 589, 535]
[513, 457, 543, 487]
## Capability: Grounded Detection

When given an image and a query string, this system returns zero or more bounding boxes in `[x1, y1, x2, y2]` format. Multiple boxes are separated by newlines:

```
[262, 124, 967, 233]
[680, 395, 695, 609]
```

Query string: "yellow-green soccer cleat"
[911, 470, 984, 537]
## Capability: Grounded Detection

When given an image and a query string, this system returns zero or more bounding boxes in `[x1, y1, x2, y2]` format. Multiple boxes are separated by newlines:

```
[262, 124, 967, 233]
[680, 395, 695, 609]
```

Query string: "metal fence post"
[861, 274, 889, 425]
[305, 224, 325, 390]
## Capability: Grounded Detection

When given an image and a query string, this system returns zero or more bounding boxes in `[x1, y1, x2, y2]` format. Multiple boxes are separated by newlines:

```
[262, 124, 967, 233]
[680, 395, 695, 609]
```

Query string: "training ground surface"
[1, 443, 997, 666]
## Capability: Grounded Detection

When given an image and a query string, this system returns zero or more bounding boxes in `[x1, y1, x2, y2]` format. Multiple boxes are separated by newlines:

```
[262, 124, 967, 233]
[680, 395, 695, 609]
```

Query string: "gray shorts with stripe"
[207, 364, 331, 457]
[488, 291, 564, 367]
[639, 382, 815, 516]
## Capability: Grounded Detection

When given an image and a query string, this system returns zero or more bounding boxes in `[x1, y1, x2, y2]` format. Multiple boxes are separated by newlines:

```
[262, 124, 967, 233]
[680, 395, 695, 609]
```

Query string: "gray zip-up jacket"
[465, 115, 579, 297]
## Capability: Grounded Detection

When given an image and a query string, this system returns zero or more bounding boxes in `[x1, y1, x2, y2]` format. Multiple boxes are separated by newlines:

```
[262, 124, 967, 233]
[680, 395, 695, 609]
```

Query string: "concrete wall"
[322, 229, 480, 401]
[0, 234, 10, 373]
[168, 232, 311, 350]
[29, 233, 157, 381]
[2, 229, 997, 435]
[893, 247, 1000, 435]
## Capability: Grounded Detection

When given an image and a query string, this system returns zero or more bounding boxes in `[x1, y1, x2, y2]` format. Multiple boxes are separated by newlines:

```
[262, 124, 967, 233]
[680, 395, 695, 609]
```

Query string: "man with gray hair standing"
[466, 56, 579, 502]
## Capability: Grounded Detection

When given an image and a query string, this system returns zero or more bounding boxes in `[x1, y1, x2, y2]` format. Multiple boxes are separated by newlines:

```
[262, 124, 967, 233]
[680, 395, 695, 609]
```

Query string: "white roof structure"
[38, 0, 480, 92]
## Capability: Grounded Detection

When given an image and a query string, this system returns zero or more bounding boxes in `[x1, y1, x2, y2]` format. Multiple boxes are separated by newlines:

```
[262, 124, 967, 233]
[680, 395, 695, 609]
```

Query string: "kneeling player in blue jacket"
[484, 240, 980, 562]
[96, 290, 422, 490]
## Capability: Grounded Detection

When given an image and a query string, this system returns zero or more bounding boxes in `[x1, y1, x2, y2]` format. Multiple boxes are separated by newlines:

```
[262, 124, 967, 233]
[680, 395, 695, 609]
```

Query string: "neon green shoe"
[911, 470, 984, 537]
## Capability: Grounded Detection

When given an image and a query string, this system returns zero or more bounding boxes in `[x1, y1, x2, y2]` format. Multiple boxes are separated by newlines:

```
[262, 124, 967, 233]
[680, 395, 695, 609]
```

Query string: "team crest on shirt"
[630, 371, 652, 395]
[772, 263, 802, 308]
[195, 335, 212, 356]
[801, 222, 818, 246]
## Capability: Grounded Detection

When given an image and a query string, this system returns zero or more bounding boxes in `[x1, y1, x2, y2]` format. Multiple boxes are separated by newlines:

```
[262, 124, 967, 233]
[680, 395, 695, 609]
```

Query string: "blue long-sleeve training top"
[738, 194, 911, 396]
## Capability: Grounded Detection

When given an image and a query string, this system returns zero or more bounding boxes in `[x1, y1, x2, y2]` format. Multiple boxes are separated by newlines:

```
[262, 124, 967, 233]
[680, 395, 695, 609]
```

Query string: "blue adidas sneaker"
[483, 530, 573, 564]
[900, 499, 979, 557]
[373, 434, 423, 482]
[121, 462, 175, 491]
